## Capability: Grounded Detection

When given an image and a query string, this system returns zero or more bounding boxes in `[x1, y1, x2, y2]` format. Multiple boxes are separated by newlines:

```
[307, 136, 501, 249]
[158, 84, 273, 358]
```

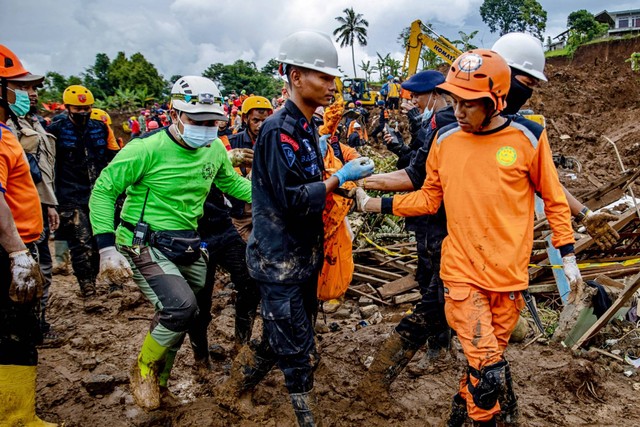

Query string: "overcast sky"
[2, 0, 637, 82]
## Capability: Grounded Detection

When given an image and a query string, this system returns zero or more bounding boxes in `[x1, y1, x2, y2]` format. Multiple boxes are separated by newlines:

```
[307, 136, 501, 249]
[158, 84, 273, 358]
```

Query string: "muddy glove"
[563, 255, 584, 304]
[98, 246, 133, 284]
[8, 250, 44, 304]
[333, 157, 374, 186]
[580, 209, 619, 250]
[319, 134, 330, 158]
[228, 148, 254, 167]
[348, 187, 371, 212]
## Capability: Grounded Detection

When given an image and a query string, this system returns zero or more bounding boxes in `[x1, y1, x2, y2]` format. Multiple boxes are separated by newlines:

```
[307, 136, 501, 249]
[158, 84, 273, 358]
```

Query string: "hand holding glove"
[348, 187, 371, 212]
[229, 148, 254, 167]
[581, 210, 619, 250]
[562, 254, 584, 304]
[8, 250, 44, 304]
[98, 246, 133, 285]
[319, 134, 330, 158]
[333, 157, 375, 186]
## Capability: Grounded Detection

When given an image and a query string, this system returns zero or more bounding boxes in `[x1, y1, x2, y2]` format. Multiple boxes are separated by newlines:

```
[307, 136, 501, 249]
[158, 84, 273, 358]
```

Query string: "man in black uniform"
[216, 30, 374, 427]
[47, 85, 117, 297]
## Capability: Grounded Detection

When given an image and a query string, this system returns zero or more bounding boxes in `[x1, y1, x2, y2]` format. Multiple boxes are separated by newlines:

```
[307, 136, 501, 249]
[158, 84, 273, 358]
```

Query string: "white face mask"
[176, 114, 218, 148]
[421, 92, 435, 122]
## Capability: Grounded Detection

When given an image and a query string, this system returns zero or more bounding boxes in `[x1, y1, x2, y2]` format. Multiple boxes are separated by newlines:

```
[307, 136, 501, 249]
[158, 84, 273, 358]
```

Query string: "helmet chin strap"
[479, 109, 501, 131]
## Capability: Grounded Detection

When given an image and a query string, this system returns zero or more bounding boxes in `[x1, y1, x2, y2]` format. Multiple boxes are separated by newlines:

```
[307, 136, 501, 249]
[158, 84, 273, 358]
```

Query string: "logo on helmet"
[458, 53, 483, 73]
[78, 94, 87, 103]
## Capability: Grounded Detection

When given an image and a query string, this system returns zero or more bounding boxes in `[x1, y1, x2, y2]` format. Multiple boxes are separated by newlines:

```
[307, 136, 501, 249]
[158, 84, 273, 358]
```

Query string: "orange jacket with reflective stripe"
[391, 117, 574, 292]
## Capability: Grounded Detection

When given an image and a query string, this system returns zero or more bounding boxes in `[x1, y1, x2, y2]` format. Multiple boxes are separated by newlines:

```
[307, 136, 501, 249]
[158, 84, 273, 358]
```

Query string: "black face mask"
[70, 111, 90, 127]
[503, 74, 533, 115]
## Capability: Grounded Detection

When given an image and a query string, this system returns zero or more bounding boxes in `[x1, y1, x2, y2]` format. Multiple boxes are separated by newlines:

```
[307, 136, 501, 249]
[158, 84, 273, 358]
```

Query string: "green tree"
[39, 71, 82, 105]
[420, 50, 443, 70]
[359, 60, 377, 81]
[107, 51, 167, 99]
[83, 53, 112, 98]
[480, 0, 547, 39]
[376, 52, 390, 81]
[333, 7, 369, 78]
[260, 58, 280, 76]
[564, 10, 609, 55]
[203, 60, 281, 97]
[453, 30, 479, 51]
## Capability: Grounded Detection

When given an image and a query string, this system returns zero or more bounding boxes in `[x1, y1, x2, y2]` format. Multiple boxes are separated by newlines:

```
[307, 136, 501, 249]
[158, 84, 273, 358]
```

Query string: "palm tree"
[333, 7, 369, 78]
[359, 60, 377, 81]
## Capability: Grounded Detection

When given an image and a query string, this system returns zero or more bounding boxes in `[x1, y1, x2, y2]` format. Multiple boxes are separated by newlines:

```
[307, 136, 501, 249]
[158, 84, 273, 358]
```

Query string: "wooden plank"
[377, 275, 418, 299]
[594, 275, 626, 290]
[346, 286, 391, 306]
[570, 272, 640, 350]
[370, 252, 417, 274]
[529, 208, 638, 282]
[393, 292, 421, 305]
[352, 272, 389, 286]
[528, 283, 559, 294]
[354, 264, 403, 281]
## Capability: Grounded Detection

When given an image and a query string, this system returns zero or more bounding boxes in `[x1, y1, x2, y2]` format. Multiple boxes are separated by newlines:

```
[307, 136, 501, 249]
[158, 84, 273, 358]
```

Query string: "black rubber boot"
[290, 389, 322, 427]
[234, 315, 255, 348]
[472, 418, 496, 427]
[447, 393, 468, 427]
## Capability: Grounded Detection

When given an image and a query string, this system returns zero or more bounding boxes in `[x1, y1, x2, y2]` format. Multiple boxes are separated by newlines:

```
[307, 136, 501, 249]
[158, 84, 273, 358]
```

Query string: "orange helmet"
[437, 49, 511, 112]
[0, 45, 29, 79]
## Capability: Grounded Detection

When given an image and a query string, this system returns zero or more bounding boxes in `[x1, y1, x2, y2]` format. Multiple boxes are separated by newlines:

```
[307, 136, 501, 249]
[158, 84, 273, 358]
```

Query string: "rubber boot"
[356, 331, 419, 404]
[0, 365, 58, 426]
[213, 344, 274, 416]
[130, 333, 169, 411]
[290, 389, 322, 427]
[447, 393, 468, 427]
[78, 278, 96, 298]
[498, 361, 519, 425]
[234, 315, 255, 349]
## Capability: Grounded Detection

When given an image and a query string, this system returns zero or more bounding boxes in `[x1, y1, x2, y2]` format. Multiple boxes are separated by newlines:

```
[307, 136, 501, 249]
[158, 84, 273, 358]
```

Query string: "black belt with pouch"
[121, 220, 202, 266]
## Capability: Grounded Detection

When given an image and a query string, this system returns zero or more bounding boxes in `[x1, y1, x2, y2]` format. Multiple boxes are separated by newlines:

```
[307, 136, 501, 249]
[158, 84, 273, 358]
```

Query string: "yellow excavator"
[402, 20, 462, 77]
[335, 77, 377, 106]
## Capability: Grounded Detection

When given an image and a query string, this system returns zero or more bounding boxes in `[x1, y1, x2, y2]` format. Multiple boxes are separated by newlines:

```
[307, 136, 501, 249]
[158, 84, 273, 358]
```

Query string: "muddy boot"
[234, 315, 255, 349]
[130, 333, 169, 411]
[498, 361, 519, 425]
[159, 387, 182, 407]
[290, 389, 322, 427]
[78, 278, 96, 298]
[213, 344, 274, 416]
[0, 365, 58, 426]
[356, 331, 419, 404]
[447, 393, 468, 427]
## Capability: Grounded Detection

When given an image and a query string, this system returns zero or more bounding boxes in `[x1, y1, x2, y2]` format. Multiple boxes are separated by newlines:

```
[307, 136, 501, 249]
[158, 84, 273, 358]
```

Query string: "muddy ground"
[35, 38, 640, 426]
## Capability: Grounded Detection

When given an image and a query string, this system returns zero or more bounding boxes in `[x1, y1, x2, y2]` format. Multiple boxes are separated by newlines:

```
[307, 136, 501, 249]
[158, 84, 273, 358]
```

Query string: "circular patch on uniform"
[496, 146, 517, 166]
[458, 53, 483, 73]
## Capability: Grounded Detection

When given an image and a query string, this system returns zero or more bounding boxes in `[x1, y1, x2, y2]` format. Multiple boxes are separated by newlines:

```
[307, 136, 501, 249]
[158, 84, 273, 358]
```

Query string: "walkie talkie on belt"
[132, 189, 151, 246]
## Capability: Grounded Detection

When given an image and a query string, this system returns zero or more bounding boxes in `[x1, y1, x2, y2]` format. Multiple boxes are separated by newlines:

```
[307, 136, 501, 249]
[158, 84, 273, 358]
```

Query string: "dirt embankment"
[535, 36, 640, 195]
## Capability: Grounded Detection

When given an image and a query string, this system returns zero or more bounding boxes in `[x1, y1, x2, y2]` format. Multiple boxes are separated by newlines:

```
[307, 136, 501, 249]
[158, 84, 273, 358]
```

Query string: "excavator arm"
[402, 20, 463, 77]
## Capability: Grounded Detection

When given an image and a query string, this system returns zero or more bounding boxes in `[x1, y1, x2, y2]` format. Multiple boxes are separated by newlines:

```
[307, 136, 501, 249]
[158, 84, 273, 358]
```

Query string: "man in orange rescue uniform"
[351, 49, 584, 426]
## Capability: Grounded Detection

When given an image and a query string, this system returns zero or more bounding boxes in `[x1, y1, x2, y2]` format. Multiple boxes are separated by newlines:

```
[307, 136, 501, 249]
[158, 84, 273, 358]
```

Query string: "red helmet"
[147, 121, 159, 130]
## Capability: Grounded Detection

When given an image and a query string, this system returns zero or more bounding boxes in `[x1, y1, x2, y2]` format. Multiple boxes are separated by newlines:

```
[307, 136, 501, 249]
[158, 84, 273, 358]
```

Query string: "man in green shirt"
[89, 76, 251, 411]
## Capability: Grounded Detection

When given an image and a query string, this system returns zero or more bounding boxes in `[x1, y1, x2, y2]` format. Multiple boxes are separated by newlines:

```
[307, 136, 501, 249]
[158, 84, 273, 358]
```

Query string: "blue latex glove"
[333, 157, 374, 186]
[319, 134, 329, 158]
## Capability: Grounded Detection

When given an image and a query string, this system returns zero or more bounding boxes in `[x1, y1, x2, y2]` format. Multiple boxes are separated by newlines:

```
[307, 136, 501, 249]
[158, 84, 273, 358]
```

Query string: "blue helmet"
[377, 100, 385, 106]
[387, 74, 394, 80]
[401, 70, 445, 94]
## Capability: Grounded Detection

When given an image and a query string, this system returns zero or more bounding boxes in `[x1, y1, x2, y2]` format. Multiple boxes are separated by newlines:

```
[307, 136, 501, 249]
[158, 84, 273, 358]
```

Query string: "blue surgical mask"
[421, 93, 435, 123]
[9, 88, 31, 117]
[177, 115, 218, 148]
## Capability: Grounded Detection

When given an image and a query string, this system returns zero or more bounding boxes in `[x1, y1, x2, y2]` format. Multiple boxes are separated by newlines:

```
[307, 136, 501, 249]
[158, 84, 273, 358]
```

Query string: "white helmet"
[170, 76, 226, 121]
[277, 30, 341, 77]
[492, 33, 547, 82]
